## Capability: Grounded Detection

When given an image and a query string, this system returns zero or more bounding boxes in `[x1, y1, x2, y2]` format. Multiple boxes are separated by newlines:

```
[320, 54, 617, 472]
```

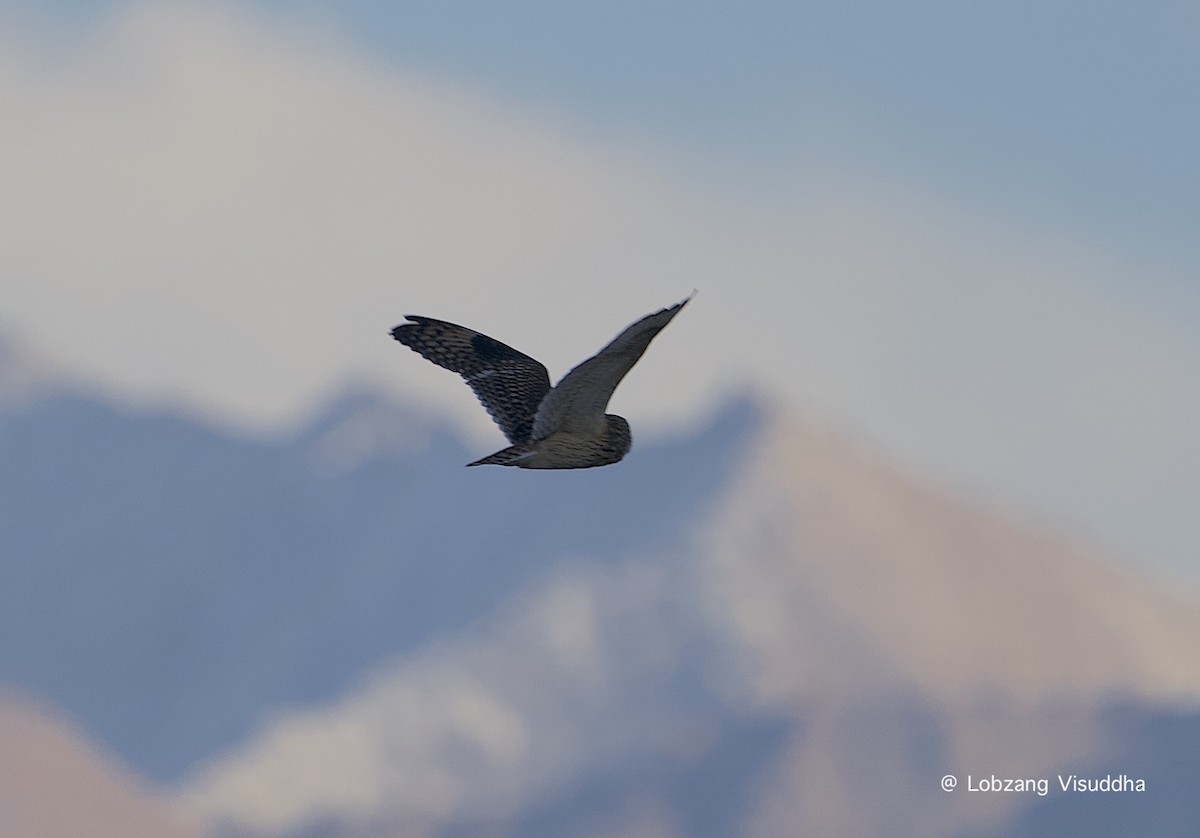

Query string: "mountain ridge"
[1, 350, 1196, 837]
[173, 398, 1200, 837]
[0, 375, 759, 781]
[0, 691, 198, 838]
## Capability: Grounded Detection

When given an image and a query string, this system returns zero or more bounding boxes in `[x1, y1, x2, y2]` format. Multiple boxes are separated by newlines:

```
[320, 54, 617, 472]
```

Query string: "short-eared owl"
[391, 294, 693, 468]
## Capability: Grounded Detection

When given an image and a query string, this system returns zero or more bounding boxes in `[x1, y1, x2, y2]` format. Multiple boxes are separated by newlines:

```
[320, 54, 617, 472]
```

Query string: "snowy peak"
[702, 408, 1200, 706]
[2, 368, 1196, 837]
[291, 383, 467, 471]
[173, 397, 1200, 837]
[0, 332, 57, 408]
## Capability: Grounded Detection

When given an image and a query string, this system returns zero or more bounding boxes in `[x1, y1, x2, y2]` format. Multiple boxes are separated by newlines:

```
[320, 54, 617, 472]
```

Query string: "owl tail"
[466, 443, 538, 467]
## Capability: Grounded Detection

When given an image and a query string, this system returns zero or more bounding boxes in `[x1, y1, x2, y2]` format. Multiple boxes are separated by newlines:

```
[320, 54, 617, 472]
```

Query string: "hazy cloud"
[0, 3, 1196, 577]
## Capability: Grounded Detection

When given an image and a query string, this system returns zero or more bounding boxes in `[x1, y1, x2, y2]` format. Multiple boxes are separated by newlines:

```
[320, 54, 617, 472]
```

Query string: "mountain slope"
[174, 404, 1200, 838]
[4, 335, 1196, 836]
[0, 692, 197, 838]
[0, 378, 758, 781]
[700, 409, 1200, 705]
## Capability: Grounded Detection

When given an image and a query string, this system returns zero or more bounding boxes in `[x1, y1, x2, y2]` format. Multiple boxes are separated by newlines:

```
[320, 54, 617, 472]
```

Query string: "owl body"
[468, 415, 632, 469]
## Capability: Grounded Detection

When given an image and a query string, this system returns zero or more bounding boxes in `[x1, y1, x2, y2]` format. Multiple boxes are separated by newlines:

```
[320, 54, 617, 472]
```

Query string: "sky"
[1, 1, 1197, 582]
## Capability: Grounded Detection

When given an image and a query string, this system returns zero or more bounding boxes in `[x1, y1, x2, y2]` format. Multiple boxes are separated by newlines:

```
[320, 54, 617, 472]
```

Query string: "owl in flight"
[391, 294, 693, 468]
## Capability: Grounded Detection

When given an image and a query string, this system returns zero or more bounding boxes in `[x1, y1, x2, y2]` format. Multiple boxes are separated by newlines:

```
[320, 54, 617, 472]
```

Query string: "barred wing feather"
[390, 317, 551, 444]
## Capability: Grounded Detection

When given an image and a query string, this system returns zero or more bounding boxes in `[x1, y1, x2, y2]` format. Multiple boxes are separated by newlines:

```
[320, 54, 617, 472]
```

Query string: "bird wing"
[392, 316, 551, 444]
[531, 293, 693, 440]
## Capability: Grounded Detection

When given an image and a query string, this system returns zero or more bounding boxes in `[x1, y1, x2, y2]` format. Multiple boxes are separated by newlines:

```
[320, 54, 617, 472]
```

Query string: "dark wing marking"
[391, 316, 551, 444]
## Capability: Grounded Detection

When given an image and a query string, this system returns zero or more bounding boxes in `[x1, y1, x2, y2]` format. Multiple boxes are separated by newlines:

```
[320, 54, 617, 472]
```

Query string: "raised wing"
[392, 316, 551, 444]
[531, 293, 693, 439]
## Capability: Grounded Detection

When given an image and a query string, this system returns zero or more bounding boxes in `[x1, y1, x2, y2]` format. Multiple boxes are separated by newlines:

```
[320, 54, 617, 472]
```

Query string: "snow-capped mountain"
[0, 357, 755, 782]
[173, 402, 1200, 838]
[2, 335, 1197, 837]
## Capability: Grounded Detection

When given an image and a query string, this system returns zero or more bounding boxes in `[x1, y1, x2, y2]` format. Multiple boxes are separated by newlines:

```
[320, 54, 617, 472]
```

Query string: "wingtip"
[672, 289, 700, 312]
[389, 315, 424, 339]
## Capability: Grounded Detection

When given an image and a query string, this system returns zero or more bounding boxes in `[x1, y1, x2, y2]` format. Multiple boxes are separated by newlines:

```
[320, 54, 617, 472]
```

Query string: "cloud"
[0, 2, 1196, 576]
[0, 3, 705, 428]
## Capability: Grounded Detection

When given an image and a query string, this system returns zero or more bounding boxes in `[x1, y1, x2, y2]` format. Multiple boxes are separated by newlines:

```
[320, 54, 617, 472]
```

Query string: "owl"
[391, 294, 692, 468]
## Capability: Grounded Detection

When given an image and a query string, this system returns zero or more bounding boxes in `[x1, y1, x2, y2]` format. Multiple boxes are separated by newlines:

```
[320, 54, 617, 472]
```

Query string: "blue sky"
[15, 0, 1200, 262]
[260, 2, 1199, 261]
[2, 1, 1197, 580]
